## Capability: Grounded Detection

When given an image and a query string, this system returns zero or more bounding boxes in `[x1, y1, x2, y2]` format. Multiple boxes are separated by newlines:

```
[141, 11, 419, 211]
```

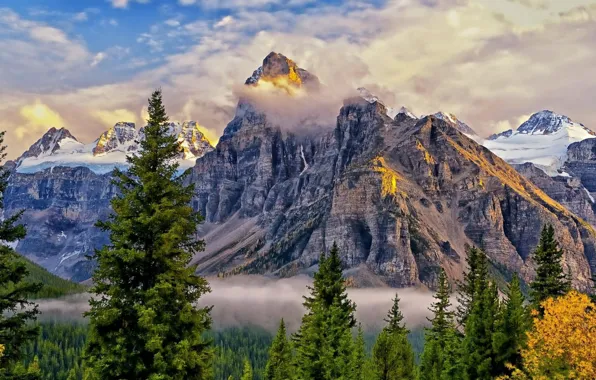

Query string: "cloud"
[14, 101, 65, 140]
[165, 18, 181, 27]
[91, 52, 107, 67]
[73, 12, 89, 22]
[110, 0, 151, 9]
[214, 15, 235, 28]
[92, 109, 138, 127]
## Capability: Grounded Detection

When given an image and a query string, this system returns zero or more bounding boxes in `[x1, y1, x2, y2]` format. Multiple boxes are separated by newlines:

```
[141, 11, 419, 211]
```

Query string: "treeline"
[1, 90, 596, 379]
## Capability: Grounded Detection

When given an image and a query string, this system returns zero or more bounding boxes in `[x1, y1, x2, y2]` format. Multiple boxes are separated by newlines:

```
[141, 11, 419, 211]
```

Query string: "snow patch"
[300, 145, 309, 175]
[583, 187, 595, 203]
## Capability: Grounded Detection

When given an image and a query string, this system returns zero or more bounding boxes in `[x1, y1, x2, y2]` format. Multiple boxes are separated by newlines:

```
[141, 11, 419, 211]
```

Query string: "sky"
[1, 0, 596, 159]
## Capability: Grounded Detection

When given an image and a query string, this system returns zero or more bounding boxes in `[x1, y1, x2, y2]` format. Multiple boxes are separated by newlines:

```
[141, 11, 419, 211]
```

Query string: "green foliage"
[293, 242, 357, 380]
[0, 130, 43, 379]
[83, 89, 212, 379]
[212, 327, 272, 380]
[240, 358, 253, 380]
[264, 320, 294, 380]
[351, 325, 369, 380]
[492, 275, 529, 377]
[20, 259, 86, 299]
[456, 246, 486, 326]
[384, 294, 408, 336]
[419, 269, 458, 380]
[22, 322, 87, 380]
[530, 224, 571, 312]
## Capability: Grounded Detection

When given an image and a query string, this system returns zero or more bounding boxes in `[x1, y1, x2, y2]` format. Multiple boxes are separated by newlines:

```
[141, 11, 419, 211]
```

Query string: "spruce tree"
[371, 294, 415, 379]
[530, 224, 570, 312]
[456, 246, 487, 327]
[0, 130, 42, 379]
[492, 275, 528, 377]
[351, 325, 368, 380]
[83, 89, 212, 379]
[419, 269, 458, 380]
[240, 359, 253, 380]
[264, 319, 294, 380]
[384, 294, 408, 335]
[294, 242, 357, 380]
[461, 280, 500, 380]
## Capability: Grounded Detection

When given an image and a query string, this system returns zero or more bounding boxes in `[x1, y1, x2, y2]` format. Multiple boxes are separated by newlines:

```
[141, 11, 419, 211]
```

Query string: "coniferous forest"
[1, 91, 596, 379]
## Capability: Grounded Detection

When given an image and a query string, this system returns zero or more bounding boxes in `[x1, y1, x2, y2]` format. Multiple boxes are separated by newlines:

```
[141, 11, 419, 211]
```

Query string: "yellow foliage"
[0, 344, 4, 357]
[517, 291, 596, 379]
[372, 157, 403, 197]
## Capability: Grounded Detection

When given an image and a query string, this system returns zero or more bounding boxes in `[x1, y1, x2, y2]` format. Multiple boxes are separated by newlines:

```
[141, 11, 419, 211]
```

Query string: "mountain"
[432, 112, 478, 138]
[3, 52, 596, 291]
[16, 121, 214, 175]
[483, 110, 595, 175]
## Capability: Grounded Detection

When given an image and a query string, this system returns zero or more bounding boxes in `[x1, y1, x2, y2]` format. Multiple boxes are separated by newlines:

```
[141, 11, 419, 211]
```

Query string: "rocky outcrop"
[488, 129, 513, 140]
[3, 166, 115, 280]
[92, 122, 137, 156]
[564, 138, 596, 194]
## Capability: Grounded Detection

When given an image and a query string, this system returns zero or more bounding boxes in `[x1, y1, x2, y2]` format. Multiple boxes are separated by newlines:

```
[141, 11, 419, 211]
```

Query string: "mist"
[36, 275, 437, 332]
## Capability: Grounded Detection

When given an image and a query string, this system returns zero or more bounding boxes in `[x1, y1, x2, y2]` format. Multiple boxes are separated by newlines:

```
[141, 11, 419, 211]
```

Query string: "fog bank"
[37, 275, 437, 332]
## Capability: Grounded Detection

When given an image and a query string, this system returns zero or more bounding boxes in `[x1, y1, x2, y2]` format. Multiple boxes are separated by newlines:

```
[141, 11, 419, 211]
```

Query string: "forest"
[1, 90, 595, 380]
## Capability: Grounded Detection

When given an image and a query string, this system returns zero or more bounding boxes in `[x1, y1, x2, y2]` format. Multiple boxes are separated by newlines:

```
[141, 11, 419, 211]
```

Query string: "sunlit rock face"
[245, 52, 320, 91]
[92, 122, 137, 156]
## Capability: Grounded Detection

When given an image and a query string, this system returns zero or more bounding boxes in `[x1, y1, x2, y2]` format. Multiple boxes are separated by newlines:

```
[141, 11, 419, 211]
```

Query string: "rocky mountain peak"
[19, 127, 80, 161]
[432, 111, 477, 136]
[92, 122, 137, 156]
[167, 121, 214, 159]
[517, 110, 594, 135]
[487, 129, 513, 140]
[245, 52, 320, 90]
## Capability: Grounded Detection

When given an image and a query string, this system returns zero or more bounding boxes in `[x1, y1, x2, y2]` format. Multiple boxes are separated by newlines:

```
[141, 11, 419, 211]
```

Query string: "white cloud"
[110, 0, 151, 9]
[91, 52, 107, 67]
[214, 15, 235, 28]
[165, 19, 181, 27]
[73, 12, 88, 22]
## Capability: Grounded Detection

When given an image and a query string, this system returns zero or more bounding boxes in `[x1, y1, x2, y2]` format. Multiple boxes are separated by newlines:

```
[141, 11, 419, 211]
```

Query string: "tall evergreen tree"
[83, 89, 212, 379]
[456, 246, 487, 327]
[240, 359, 253, 380]
[492, 275, 529, 377]
[294, 242, 357, 380]
[0, 130, 42, 379]
[530, 224, 570, 312]
[419, 269, 458, 380]
[461, 280, 500, 380]
[371, 294, 415, 380]
[351, 325, 368, 380]
[264, 319, 294, 380]
[384, 294, 408, 335]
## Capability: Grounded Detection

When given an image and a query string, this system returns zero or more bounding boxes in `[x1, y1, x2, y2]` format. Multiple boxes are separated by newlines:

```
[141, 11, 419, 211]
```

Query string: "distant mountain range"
[3, 52, 596, 292]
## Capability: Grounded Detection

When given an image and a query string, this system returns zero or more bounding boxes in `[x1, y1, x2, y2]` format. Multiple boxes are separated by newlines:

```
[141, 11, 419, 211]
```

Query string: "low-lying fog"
[37, 275, 439, 332]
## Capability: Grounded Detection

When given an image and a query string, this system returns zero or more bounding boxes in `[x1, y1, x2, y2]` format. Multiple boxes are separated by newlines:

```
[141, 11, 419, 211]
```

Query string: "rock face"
[514, 163, 596, 226]
[4, 52, 596, 290]
[3, 166, 115, 280]
[93, 122, 137, 156]
[432, 112, 476, 137]
[488, 129, 513, 140]
[564, 138, 596, 194]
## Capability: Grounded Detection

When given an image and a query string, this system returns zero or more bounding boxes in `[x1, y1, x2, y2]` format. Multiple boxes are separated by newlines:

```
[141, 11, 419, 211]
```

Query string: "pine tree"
[0, 130, 42, 379]
[264, 319, 294, 380]
[240, 358, 253, 380]
[456, 246, 487, 327]
[461, 280, 500, 380]
[530, 224, 571, 312]
[83, 89, 212, 379]
[384, 294, 408, 335]
[492, 275, 529, 377]
[350, 325, 367, 380]
[371, 294, 415, 379]
[294, 242, 357, 380]
[419, 269, 458, 380]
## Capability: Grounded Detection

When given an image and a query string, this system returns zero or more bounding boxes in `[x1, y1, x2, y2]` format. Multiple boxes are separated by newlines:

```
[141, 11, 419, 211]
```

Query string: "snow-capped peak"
[397, 106, 417, 119]
[432, 112, 477, 136]
[16, 121, 214, 175]
[18, 127, 82, 162]
[482, 111, 596, 176]
[517, 110, 593, 135]
[357, 87, 379, 104]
